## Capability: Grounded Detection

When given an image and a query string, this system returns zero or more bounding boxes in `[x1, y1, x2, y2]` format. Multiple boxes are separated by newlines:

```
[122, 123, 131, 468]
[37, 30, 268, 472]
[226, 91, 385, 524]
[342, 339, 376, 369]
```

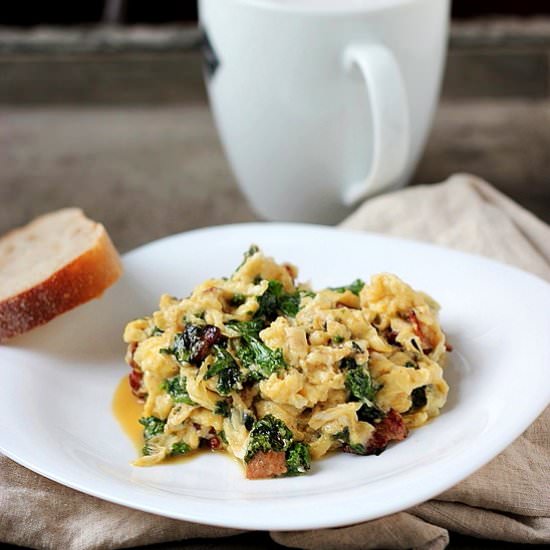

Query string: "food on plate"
[123, 246, 449, 479]
[0, 208, 122, 341]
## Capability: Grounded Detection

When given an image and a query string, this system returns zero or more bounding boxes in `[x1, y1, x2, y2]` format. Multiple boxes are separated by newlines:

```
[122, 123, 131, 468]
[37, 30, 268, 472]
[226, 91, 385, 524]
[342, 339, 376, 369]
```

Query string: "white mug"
[199, 0, 450, 223]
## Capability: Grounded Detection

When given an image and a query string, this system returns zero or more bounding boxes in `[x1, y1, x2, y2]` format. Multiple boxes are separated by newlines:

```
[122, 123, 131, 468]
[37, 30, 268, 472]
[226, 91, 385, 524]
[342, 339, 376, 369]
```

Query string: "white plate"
[1, 223, 549, 531]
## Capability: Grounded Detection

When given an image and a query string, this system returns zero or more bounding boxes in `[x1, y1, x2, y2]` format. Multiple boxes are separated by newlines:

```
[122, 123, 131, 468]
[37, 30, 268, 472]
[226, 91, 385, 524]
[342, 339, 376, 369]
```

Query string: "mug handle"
[342, 44, 410, 205]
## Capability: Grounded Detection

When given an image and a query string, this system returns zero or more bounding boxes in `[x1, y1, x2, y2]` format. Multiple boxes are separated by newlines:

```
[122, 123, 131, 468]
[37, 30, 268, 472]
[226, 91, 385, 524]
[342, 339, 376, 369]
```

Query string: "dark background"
[1, 0, 550, 26]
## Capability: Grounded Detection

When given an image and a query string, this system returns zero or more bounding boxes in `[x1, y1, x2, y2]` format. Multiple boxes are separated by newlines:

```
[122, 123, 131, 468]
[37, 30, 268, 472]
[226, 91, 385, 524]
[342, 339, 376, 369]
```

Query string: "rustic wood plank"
[1, 100, 548, 253]
[0, 53, 206, 104]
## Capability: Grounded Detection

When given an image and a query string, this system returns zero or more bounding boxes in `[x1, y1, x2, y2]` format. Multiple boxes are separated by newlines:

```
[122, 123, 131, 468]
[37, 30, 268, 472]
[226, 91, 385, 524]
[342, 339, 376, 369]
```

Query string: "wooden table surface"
[1, 98, 549, 254]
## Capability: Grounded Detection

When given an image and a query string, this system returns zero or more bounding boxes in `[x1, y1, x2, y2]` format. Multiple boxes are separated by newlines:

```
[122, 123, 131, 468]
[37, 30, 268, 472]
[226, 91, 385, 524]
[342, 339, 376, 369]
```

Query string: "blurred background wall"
[2, 1, 550, 25]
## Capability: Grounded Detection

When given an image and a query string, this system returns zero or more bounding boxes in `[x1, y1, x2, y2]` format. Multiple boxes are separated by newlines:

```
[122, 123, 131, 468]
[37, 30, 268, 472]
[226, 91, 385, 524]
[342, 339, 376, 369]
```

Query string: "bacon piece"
[408, 310, 423, 342]
[125, 342, 147, 398]
[245, 451, 287, 479]
[365, 410, 408, 456]
[209, 436, 221, 450]
[128, 369, 143, 394]
[184, 324, 224, 365]
[125, 342, 139, 370]
[385, 329, 398, 346]
[282, 263, 298, 279]
[408, 310, 435, 352]
[445, 342, 453, 352]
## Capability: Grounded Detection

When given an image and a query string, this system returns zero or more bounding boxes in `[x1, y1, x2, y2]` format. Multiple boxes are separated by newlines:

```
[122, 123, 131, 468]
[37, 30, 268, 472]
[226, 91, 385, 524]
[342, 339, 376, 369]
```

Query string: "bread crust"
[0, 225, 122, 342]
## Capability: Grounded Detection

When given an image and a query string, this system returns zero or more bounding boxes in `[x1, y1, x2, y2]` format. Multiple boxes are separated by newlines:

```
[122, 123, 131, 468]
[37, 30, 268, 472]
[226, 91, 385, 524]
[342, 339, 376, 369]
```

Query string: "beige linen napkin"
[1, 174, 549, 550]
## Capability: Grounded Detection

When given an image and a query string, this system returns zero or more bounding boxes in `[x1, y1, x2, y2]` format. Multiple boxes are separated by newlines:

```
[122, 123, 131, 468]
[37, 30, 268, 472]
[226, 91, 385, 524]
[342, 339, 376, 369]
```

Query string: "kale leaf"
[345, 364, 386, 423]
[255, 280, 302, 320]
[171, 441, 191, 455]
[330, 279, 365, 296]
[243, 411, 256, 431]
[345, 365, 378, 404]
[228, 320, 287, 381]
[142, 443, 153, 456]
[339, 356, 358, 370]
[332, 427, 368, 456]
[159, 332, 190, 364]
[357, 404, 386, 424]
[160, 324, 223, 366]
[235, 245, 260, 272]
[204, 345, 242, 395]
[162, 376, 195, 406]
[219, 430, 228, 445]
[241, 339, 286, 381]
[278, 292, 302, 318]
[214, 400, 231, 418]
[244, 414, 294, 463]
[410, 386, 428, 411]
[139, 416, 166, 440]
[227, 319, 264, 338]
[149, 325, 164, 337]
[229, 293, 246, 307]
[285, 442, 311, 475]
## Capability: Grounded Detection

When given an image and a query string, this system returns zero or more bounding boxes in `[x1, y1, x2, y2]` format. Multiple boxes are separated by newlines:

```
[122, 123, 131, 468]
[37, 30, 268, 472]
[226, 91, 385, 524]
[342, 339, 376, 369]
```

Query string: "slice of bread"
[0, 208, 123, 342]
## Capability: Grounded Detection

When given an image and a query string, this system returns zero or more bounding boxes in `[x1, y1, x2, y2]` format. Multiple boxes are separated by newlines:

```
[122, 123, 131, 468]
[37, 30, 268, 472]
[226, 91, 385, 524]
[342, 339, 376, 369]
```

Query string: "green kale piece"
[332, 335, 344, 344]
[278, 292, 302, 318]
[142, 443, 154, 456]
[348, 443, 367, 455]
[236, 245, 260, 271]
[229, 293, 246, 307]
[139, 416, 166, 440]
[171, 441, 191, 455]
[227, 319, 264, 338]
[345, 365, 378, 404]
[255, 280, 283, 320]
[339, 356, 358, 370]
[228, 320, 287, 381]
[332, 427, 368, 456]
[244, 414, 294, 463]
[330, 279, 365, 296]
[404, 361, 418, 369]
[410, 386, 428, 410]
[243, 339, 286, 381]
[219, 430, 228, 445]
[344, 364, 386, 424]
[332, 427, 350, 443]
[204, 345, 242, 395]
[357, 404, 386, 424]
[285, 442, 311, 476]
[159, 332, 190, 364]
[214, 400, 231, 418]
[149, 325, 164, 336]
[162, 376, 195, 406]
[161, 325, 223, 366]
[255, 280, 302, 320]
[243, 411, 256, 431]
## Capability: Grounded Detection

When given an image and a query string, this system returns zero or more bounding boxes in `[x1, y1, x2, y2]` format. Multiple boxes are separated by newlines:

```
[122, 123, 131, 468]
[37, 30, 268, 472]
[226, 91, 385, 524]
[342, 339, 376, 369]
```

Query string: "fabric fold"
[271, 513, 450, 550]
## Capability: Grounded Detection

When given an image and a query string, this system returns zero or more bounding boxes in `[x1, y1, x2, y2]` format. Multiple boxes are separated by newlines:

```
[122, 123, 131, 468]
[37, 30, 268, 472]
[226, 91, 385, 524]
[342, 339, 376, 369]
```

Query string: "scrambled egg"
[122, 246, 449, 478]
